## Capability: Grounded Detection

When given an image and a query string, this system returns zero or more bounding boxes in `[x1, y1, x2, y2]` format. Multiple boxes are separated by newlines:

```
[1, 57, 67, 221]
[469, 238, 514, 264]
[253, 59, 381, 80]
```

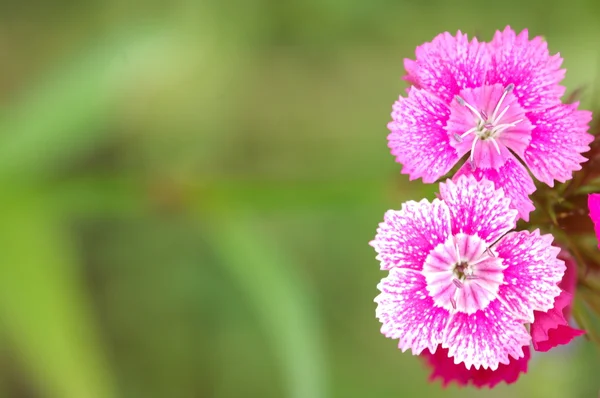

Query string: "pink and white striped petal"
[495, 230, 565, 322]
[453, 157, 536, 221]
[370, 199, 451, 270]
[524, 104, 593, 187]
[387, 88, 459, 183]
[488, 27, 565, 111]
[442, 300, 530, 370]
[375, 268, 450, 355]
[403, 31, 490, 103]
[438, 175, 518, 244]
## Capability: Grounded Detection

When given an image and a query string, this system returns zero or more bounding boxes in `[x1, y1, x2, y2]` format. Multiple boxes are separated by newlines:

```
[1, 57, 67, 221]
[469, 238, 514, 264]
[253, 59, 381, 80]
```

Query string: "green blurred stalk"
[0, 189, 115, 398]
[205, 211, 328, 398]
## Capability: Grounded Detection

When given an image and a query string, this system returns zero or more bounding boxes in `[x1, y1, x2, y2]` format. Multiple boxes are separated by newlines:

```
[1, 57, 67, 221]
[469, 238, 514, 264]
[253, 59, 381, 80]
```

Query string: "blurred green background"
[0, 0, 599, 397]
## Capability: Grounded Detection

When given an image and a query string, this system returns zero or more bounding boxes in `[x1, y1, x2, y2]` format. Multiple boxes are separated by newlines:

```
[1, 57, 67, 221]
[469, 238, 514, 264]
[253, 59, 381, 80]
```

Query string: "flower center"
[453, 260, 472, 280]
[454, 84, 522, 161]
[446, 83, 531, 170]
[422, 233, 506, 314]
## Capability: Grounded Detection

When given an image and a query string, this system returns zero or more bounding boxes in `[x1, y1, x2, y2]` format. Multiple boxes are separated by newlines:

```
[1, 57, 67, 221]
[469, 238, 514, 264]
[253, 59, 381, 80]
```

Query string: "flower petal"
[488, 27, 565, 111]
[531, 249, 585, 352]
[403, 31, 490, 103]
[370, 199, 452, 270]
[438, 175, 518, 244]
[589, 194, 600, 248]
[442, 300, 530, 370]
[387, 88, 459, 182]
[531, 290, 585, 352]
[423, 346, 530, 388]
[453, 156, 536, 221]
[495, 230, 565, 322]
[375, 268, 450, 355]
[523, 103, 592, 187]
[558, 249, 579, 312]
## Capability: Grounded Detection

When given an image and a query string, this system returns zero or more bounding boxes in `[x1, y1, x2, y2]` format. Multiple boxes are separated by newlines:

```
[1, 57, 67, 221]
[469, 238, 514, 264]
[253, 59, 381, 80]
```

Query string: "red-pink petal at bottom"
[531, 290, 585, 352]
[531, 250, 585, 352]
[423, 346, 530, 388]
[533, 324, 586, 352]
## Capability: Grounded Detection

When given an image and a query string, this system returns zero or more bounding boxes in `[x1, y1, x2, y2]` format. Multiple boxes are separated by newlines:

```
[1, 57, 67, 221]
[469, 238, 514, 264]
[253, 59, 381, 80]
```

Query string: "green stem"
[204, 211, 328, 398]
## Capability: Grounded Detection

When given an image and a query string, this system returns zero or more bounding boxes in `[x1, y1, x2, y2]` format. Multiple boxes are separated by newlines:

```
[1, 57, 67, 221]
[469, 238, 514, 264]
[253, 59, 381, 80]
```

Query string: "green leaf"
[205, 211, 329, 398]
[0, 189, 115, 398]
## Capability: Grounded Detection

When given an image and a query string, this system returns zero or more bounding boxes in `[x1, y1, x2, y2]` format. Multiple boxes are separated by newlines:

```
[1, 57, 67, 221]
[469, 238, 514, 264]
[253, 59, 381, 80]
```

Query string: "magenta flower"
[388, 27, 593, 220]
[589, 194, 600, 248]
[419, 247, 583, 388]
[372, 175, 565, 371]
[531, 249, 585, 352]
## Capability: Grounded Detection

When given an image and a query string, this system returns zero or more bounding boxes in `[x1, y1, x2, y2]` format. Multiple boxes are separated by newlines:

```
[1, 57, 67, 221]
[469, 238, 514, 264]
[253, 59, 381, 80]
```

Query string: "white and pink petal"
[403, 31, 490, 103]
[495, 230, 565, 322]
[524, 104, 593, 187]
[387, 88, 459, 183]
[370, 199, 452, 270]
[442, 300, 530, 370]
[453, 157, 536, 221]
[488, 27, 565, 111]
[438, 175, 518, 243]
[375, 268, 450, 355]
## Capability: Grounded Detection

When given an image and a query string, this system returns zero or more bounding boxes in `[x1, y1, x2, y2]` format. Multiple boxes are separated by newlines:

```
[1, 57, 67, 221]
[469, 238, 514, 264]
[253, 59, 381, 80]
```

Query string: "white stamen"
[492, 119, 523, 134]
[455, 95, 466, 106]
[453, 133, 463, 143]
[460, 126, 479, 138]
[491, 84, 514, 122]
[469, 156, 475, 169]
[450, 297, 457, 310]
[493, 105, 510, 124]
[455, 95, 485, 123]
[470, 136, 479, 163]
[490, 137, 501, 155]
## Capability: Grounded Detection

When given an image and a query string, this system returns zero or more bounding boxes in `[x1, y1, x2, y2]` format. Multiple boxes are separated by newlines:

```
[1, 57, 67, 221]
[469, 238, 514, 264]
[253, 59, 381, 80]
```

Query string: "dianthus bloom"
[420, 248, 583, 388]
[388, 27, 593, 220]
[372, 175, 565, 372]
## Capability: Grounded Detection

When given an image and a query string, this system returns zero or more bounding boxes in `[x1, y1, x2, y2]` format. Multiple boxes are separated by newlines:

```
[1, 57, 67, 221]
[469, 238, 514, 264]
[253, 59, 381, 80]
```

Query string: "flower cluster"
[372, 27, 597, 388]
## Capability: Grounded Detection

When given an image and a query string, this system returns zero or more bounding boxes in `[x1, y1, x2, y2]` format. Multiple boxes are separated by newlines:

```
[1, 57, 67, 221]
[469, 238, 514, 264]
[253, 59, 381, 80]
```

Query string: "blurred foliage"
[0, 0, 598, 397]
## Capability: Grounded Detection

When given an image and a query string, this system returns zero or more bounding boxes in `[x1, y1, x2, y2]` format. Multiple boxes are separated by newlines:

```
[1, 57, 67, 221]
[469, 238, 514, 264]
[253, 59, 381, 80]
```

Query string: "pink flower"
[419, 248, 583, 388]
[530, 249, 585, 352]
[388, 27, 593, 221]
[589, 194, 600, 247]
[372, 175, 565, 371]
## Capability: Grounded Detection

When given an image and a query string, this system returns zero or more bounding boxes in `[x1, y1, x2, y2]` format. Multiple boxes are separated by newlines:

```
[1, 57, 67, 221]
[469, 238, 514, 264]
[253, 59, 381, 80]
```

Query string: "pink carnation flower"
[589, 193, 600, 247]
[388, 27, 593, 220]
[372, 175, 565, 371]
[419, 247, 583, 388]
